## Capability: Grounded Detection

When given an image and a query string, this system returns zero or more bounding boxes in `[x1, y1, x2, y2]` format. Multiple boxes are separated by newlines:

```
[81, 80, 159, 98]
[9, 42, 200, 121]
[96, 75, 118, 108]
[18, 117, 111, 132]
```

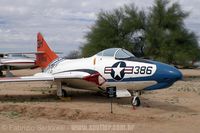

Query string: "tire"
[0, 71, 3, 77]
[131, 97, 141, 107]
[61, 89, 68, 97]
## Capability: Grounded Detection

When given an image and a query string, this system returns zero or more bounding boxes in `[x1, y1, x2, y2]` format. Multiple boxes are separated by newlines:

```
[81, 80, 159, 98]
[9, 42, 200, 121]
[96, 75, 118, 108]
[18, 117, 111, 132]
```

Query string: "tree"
[81, 4, 146, 57]
[64, 50, 81, 59]
[81, 0, 200, 67]
[145, 0, 200, 66]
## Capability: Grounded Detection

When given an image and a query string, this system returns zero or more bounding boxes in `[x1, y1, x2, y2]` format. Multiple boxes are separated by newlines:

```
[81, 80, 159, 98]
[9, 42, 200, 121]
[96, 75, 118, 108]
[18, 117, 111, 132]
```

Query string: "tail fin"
[36, 32, 58, 69]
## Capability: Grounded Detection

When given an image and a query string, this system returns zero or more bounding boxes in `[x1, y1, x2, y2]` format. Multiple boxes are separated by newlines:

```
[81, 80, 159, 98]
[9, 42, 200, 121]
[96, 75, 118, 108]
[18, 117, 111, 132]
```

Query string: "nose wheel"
[130, 91, 142, 107]
[0, 71, 3, 77]
[61, 89, 68, 97]
[131, 96, 141, 107]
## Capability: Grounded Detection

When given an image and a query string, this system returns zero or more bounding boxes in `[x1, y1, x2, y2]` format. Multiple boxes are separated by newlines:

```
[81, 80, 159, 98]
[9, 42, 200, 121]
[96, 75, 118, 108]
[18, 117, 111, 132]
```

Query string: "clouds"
[0, 0, 199, 55]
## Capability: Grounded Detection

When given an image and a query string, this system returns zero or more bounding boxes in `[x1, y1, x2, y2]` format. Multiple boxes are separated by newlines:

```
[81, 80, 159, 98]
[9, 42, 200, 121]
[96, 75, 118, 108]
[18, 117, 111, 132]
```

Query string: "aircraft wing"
[0, 73, 54, 82]
[0, 72, 106, 87]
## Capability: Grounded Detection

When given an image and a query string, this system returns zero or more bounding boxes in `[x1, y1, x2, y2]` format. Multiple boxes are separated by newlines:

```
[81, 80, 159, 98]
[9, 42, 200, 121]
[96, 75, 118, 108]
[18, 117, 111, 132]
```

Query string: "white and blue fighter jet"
[0, 33, 182, 107]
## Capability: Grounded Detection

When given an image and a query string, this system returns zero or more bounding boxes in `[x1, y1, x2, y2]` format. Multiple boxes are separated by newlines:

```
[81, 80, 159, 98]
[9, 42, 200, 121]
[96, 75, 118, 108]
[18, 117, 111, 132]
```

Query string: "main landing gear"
[0, 71, 3, 77]
[56, 82, 68, 97]
[131, 91, 141, 107]
[61, 89, 67, 97]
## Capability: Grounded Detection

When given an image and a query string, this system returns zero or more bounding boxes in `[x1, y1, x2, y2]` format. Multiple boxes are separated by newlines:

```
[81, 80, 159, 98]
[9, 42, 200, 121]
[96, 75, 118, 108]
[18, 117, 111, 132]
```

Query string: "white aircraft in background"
[0, 33, 183, 107]
[0, 53, 36, 77]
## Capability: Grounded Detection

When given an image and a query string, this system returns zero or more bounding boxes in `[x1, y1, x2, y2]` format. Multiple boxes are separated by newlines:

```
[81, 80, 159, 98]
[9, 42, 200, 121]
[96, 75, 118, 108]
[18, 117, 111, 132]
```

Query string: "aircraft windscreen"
[115, 49, 135, 59]
[96, 48, 119, 57]
[8, 54, 30, 58]
[96, 48, 135, 59]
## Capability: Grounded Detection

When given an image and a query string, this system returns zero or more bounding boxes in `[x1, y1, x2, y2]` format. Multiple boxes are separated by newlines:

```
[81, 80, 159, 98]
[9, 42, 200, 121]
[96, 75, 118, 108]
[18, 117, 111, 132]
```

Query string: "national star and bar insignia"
[104, 61, 133, 81]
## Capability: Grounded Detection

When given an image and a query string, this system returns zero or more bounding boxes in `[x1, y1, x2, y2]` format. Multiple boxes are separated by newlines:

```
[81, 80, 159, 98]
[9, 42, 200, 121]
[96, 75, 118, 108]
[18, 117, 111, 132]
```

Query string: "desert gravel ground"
[0, 69, 199, 133]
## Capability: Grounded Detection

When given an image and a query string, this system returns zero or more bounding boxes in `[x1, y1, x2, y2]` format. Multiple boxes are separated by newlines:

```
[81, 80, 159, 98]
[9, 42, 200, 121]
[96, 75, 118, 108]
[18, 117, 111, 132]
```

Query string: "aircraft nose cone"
[168, 68, 183, 81]
[155, 62, 183, 82]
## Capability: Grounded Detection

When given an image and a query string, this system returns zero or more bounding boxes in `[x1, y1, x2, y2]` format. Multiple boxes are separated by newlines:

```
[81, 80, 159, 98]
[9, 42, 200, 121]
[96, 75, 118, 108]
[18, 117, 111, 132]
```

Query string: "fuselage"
[44, 54, 182, 91]
[1, 58, 35, 68]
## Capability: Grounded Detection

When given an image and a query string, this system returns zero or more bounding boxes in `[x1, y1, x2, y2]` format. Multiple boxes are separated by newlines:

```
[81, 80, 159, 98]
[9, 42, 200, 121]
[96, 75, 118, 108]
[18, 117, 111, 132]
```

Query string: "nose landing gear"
[131, 91, 141, 107]
[131, 96, 141, 107]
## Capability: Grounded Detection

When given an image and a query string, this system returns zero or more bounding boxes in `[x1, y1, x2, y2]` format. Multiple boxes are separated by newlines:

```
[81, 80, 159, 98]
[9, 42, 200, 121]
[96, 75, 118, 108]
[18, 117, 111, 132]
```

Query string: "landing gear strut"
[6, 66, 14, 77]
[56, 82, 67, 97]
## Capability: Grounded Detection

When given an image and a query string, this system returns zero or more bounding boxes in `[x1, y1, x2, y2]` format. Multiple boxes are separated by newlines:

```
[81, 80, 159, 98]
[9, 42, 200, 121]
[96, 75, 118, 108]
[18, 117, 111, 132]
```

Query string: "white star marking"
[112, 63, 124, 78]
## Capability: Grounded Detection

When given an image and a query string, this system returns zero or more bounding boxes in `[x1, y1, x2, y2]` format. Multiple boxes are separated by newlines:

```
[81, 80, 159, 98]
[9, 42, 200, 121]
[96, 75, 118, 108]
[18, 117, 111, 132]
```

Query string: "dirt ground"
[0, 69, 199, 133]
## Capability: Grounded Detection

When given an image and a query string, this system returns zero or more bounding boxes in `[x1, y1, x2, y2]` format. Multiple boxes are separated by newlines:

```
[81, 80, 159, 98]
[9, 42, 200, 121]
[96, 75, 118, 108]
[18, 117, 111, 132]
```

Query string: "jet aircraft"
[0, 33, 183, 106]
[0, 53, 36, 76]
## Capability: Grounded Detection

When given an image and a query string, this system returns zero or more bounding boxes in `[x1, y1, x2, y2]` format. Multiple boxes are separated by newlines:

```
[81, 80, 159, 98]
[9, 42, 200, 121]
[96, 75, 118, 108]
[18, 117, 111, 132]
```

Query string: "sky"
[0, 0, 199, 55]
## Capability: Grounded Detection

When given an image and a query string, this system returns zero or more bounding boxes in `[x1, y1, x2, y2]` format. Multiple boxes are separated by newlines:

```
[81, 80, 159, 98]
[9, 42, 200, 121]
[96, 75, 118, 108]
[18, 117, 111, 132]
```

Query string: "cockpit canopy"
[96, 48, 135, 59]
[5, 54, 30, 59]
